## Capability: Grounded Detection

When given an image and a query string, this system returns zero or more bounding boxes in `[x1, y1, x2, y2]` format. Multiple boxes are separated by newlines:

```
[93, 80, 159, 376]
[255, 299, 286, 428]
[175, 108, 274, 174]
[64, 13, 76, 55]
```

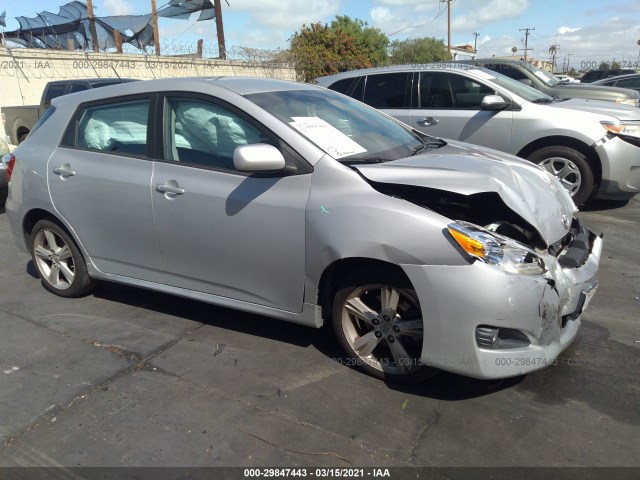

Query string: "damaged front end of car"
[353, 148, 602, 379]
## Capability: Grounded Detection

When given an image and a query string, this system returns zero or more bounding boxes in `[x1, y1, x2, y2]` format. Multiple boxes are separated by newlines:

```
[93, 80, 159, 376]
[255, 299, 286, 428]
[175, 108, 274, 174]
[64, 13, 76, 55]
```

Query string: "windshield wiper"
[341, 157, 388, 165]
[532, 97, 554, 104]
[411, 138, 447, 155]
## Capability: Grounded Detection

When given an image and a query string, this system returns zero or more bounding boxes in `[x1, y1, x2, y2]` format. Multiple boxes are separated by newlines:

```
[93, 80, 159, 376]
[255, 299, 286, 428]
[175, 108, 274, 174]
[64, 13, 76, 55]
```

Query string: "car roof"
[47, 78, 136, 85]
[49, 76, 319, 107]
[315, 63, 476, 83]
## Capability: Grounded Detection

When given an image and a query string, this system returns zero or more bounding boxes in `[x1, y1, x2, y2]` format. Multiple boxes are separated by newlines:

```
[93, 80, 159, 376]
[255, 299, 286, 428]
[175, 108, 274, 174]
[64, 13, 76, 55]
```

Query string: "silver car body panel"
[5, 77, 601, 379]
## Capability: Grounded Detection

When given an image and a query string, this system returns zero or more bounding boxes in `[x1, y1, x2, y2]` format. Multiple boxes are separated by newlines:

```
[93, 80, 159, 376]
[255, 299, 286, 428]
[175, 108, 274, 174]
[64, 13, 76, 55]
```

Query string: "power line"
[386, 0, 455, 38]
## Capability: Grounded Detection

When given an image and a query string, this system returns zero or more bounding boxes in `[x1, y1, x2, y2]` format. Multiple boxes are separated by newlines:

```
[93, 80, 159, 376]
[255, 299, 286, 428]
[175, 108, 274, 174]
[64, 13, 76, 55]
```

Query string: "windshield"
[523, 63, 559, 86]
[471, 68, 554, 103]
[245, 89, 427, 163]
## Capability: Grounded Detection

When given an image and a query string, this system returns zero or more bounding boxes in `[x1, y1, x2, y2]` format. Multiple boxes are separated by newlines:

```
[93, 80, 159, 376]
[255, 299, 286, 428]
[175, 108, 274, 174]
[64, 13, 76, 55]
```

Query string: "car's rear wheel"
[332, 270, 435, 383]
[30, 219, 96, 297]
[527, 146, 594, 206]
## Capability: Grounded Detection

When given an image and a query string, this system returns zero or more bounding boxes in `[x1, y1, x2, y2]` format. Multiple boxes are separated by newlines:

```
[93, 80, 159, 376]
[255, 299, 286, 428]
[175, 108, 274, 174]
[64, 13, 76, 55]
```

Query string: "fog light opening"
[476, 325, 531, 349]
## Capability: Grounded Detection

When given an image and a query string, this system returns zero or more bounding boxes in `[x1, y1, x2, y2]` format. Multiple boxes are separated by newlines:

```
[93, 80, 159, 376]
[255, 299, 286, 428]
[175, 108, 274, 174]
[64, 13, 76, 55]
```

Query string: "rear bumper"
[402, 227, 602, 380]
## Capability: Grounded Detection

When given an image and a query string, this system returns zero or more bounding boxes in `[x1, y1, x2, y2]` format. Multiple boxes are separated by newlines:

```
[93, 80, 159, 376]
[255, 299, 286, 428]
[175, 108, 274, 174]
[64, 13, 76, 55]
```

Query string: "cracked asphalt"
[0, 197, 639, 471]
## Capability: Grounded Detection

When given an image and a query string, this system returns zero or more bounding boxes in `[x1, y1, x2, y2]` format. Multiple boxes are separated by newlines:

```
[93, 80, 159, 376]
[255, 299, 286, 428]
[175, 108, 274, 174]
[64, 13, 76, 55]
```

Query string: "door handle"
[156, 183, 186, 195]
[53, 165, 76, 177]
[418, 116, 439, 126]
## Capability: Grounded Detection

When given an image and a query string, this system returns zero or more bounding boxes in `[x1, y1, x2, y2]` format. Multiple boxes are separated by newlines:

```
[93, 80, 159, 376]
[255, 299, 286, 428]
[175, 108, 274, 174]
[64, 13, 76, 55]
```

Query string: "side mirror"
[480, 95, 508, 110]
[518, 78, 533, 87]
[233, 144, 286, 172]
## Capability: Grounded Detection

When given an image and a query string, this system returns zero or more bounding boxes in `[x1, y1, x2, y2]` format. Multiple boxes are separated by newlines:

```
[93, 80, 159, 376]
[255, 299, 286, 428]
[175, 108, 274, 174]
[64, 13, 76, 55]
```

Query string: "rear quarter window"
[62, 98, 150, 157]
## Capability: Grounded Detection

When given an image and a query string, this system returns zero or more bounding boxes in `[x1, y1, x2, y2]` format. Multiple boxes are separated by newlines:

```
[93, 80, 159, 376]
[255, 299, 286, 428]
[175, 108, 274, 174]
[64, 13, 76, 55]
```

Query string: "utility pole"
[519, 26, 535, 62]
[214, 0, 226, 59]
[151, 0, 161, 55]
[86, 0, 99, 52]
[473, 31, 480, 51]
[566, 53, 573, 73]
[440, 0, 451, 57]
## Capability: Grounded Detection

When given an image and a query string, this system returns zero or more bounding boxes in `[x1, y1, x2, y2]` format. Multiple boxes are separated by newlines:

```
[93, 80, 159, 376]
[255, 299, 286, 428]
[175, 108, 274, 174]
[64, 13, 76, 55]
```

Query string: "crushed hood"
[353, 141, 576, 246]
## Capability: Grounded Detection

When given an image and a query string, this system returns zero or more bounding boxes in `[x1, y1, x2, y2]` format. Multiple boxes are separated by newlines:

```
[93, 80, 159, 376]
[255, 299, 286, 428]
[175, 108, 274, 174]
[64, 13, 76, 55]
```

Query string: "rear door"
[49, 95, 162, 281]
[150, 93, 310, 313]
[409, 71, 513, 152]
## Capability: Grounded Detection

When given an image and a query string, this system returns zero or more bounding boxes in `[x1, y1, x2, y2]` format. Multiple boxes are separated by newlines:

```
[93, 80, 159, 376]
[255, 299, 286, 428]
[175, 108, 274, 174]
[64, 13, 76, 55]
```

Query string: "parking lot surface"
[0, 198, 638, 474]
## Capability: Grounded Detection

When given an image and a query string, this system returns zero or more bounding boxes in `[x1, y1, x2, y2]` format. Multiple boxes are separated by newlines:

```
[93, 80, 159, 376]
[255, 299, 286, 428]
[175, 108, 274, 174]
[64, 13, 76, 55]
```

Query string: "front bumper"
[594, 134, 640, 200]
[402, 227, 602, 380]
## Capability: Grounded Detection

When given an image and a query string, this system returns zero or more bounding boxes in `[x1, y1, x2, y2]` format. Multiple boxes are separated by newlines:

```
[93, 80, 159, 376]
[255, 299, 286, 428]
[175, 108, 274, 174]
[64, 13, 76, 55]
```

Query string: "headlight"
[601, 120, 640, 139]
[614, 98, 639, 108]
[447, 221, 546, 275]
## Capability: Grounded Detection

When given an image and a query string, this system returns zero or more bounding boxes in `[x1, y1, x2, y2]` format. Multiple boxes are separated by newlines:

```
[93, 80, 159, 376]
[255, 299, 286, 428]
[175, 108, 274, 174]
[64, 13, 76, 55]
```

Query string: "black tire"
[18, 132, 29, 144]
[527, 146, 595, 206]
[29, 219, 96, 297]
[332, 269, 436, 384]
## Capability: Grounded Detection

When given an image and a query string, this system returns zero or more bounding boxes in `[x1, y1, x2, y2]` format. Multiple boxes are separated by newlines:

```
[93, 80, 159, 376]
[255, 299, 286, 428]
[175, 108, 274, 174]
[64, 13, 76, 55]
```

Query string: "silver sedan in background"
[5, 77, 601, 383]
[317, 64, 640, 206]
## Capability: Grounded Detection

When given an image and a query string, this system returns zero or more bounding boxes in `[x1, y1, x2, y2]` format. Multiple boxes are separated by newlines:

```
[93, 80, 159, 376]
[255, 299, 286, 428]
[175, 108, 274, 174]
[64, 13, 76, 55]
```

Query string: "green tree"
[330, 15, 389, 66]
[389, 37, 450, 64]
[289, 22, 373, 82]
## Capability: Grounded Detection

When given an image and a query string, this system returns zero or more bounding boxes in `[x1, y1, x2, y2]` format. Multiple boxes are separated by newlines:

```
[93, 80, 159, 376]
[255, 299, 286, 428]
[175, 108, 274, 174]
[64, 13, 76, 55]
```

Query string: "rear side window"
[363, 73, 410, 109]
[73, 99, 150, 156]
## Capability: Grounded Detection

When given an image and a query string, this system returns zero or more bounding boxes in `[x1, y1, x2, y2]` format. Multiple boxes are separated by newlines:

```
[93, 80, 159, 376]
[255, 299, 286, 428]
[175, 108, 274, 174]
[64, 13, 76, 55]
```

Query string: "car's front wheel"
[30, 219, 96, 297]
[332, 271, 435, 383]
[527, 146, 594, 206]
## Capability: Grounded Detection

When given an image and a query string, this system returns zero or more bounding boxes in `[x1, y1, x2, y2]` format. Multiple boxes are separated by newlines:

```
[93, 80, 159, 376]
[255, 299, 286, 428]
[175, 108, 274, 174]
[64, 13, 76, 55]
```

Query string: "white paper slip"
[289, 117, 367, 159]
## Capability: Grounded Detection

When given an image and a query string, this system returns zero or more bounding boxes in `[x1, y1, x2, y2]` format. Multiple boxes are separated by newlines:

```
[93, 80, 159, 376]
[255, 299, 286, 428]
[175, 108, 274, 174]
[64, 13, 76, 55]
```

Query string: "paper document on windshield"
[290, 117, 367, 159]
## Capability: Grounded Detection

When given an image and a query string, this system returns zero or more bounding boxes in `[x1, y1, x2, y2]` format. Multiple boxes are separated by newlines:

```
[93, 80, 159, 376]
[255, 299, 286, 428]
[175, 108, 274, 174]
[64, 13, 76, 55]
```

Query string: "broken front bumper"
[402, 224, 603, 380]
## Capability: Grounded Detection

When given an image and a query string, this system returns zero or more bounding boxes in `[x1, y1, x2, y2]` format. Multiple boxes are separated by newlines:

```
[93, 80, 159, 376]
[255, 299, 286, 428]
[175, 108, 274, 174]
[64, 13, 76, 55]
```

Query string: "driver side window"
[164, 97, 274, 171]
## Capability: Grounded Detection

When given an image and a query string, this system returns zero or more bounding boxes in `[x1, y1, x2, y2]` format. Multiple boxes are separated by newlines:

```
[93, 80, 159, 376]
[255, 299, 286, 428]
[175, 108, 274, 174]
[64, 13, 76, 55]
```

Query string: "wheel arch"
[23, 209, 75, 250]
[516, 135, 602, 189]
[317, 257, 413, 322]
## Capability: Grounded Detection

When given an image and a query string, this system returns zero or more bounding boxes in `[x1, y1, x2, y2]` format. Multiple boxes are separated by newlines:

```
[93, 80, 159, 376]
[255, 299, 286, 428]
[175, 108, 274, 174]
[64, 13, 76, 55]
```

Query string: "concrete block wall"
[0, 46, 298, 138]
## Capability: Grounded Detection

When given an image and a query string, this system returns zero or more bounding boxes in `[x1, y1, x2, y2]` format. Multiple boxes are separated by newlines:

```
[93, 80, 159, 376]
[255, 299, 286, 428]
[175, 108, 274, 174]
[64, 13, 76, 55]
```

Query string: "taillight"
[4, 154, 15, 181]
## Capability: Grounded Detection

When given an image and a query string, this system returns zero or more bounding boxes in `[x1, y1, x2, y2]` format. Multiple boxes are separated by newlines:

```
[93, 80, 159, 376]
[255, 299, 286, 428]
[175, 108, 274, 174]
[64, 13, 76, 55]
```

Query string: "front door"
[151, 95, 310, 313]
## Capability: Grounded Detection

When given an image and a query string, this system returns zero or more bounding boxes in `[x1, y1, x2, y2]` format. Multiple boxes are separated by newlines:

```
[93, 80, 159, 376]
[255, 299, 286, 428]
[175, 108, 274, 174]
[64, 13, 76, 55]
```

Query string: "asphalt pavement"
[0, 197, 638, 476]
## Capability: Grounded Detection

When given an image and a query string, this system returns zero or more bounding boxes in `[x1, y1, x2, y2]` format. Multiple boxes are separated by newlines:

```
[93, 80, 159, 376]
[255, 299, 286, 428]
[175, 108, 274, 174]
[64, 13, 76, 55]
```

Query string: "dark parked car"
[591, 73, 640, 94]
[580, 69, 636, 83]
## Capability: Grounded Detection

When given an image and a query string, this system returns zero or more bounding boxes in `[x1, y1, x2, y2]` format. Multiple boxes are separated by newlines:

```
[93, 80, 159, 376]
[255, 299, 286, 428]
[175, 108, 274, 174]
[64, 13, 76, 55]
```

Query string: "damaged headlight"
[447, 221, 546, 275]
[601, 120, 640, 139]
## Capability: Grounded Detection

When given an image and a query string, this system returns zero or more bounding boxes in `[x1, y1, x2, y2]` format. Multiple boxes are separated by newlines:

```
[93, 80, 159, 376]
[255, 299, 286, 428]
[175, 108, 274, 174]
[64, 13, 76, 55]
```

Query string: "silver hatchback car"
[5, 77, 601, 383]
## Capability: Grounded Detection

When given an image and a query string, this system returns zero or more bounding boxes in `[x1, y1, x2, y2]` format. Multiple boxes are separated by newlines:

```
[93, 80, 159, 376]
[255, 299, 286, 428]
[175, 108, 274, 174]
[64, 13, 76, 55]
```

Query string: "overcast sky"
[3, 0, 640, 69]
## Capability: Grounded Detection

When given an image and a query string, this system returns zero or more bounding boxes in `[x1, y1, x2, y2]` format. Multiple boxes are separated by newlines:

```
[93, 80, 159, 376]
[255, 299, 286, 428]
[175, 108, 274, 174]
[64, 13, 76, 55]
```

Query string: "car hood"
[552, 83, 640, 100]
[353, 142, 576, 246]
[548, 98, 640, 120]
